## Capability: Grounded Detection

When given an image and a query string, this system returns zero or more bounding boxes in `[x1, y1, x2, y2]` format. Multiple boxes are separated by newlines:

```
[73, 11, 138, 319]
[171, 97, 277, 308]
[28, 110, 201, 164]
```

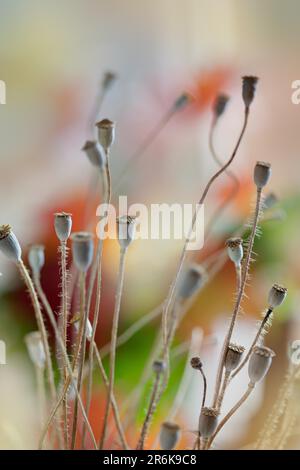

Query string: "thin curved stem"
[34, 274, 97, 450]
[17, 260, 63, 448]
[136, 371, 161, 450]
[93, 344, 129, 449]
[208, 383, 255, 449]
[99, 246, 127, 449]
[212, 186, 262, 408]
[71, 271, 87, 449]
[205, 118, 240, 240]
[231, 308, 273, 380]
[83, 158, 110, 446]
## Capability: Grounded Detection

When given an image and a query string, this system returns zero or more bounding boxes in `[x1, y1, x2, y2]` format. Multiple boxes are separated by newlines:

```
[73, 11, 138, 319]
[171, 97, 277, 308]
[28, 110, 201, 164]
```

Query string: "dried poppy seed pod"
[152, 360, 166, 374]
[159, 422, 181, 450]
[190, 356, 202, 370]
[254, 161, 271, 189]
[264, 192, 278, 210]
[96, 118, 115, 152]
[117, 215, 136, 249]
[177, 264, 207, 300]
[198, 407, 219, 439]
[28, 245, 45, 275]
[213, 94, 230, 118]
[248, 346, 275, 384]
[268, 284, 287, 309]
[226, 237, 243, 266]
[54, 212, 72, 242]
[225, 343, 245, 372]
[82, 140, 106, 169]
[0, 225, 22, 262]
[71, 232, 94, 272]
[242, 76, 258, 108]
[173, 92, 192, 111]
[25, 331, 46, 369]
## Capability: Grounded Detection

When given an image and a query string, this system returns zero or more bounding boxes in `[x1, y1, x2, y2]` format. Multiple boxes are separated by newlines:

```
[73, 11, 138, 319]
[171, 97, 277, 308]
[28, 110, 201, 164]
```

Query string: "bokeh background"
[0, 0, 300, 449]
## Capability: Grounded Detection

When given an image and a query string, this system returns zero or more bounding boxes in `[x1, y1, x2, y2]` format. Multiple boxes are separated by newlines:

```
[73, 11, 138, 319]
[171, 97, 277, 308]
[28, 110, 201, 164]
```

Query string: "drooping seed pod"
[177, 264, 207, 300]
[54, 212, 72, 242]
[190, 356, 202, 370]
[213, 94, 230, 118]
[225, 343, 245, 372]
[159, 422, 181, 450]
[0, 225, 22, 262]
[253, 161, 271, 189]
[102, 71, 117, 91]
[152, 360, 166, 374]
[226, 237, 243, 266]
[82, 140, 106, 169]
[25, 331, 46, 369]
[198, 407, 219, 439]
[268, 284, 287, 309]
[96, 118, 115, 151]
[248, 346, 275, 384]
[117, 215, 136, 249]
[173, 92, 192, 111]
[70, 232, 94, 272]
[264, 192, 278, 210]
[28, 245, 45, 275]
[242, 76, 258, 108]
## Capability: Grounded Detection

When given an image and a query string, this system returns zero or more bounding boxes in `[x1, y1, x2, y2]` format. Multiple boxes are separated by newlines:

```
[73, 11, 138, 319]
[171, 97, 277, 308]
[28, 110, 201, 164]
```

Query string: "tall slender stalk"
[208, 383, 255, 449]
[212, 186, 262, 407]
[83, 150, 112, 446]
[17, 259, 63, 448]
[71, 271, 88, 449]
[58, 241, 70, 447]
[35, 364, 46, 431]
[99, 246, 127, 449]
[32, 273, 97, 450]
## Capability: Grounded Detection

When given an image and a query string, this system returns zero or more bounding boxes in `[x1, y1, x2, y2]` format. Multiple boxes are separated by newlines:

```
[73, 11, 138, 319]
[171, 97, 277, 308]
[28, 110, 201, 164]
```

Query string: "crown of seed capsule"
[70, 232, 94, 272]
[248, 346, 275, 384]
[82, 140, 106, 168]
[25, 331, 46, 369]
[177, 264, 207, 300]
[117, 215, 136, 249]
[159, 422, 181, 450]
[0, 225, 22, 262]
[226, 237, 243, 265]
[96, 118, 115, 151]
[28, 245, 45, 275]
[54, 212, 72, 242]
[198, 407, 219, 439]
[213, 94, 230, 118]
[242, 76, 258, 108]
[268, 284, 287, 309]
[254, 161, 271, 189]
[225, 343, 245, 372]
[190, 356, 203, 370]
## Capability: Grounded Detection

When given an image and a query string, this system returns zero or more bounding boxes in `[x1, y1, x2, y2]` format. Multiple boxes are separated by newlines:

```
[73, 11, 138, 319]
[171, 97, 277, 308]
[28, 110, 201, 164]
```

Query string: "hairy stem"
[17, 260, 63, 448]
[136, 371, 161, 450]
[212, 186, 262, 408]
[34, 274, 97, 450]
